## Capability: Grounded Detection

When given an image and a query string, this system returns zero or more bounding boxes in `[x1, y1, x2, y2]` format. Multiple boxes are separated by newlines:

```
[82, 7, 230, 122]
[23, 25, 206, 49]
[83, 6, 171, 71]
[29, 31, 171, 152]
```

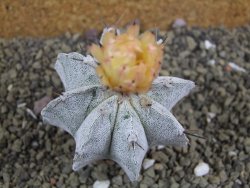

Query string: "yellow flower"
[90, 24, 163, 94]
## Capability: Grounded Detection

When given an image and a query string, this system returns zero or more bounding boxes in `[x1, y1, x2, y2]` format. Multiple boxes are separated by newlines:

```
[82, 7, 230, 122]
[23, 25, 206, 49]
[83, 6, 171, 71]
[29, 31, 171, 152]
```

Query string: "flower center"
[90, 24, 163, 94]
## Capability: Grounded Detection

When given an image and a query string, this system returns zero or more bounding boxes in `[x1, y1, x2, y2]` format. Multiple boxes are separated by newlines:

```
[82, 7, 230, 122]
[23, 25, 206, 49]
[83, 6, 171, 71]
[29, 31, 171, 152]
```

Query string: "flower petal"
[100, 27, 119, 45]
[73, 96, 118, 170]
[41, 86, 113, 136]
[131, 95, 188, 147]
[148, 76, 195, 110]
[110, 100, 148, 182]
[55, 52, 100, 91]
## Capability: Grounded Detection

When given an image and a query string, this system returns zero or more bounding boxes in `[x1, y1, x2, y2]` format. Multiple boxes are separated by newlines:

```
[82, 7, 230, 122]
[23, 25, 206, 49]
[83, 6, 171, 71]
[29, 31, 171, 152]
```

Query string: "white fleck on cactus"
[41, 24, 195, 181]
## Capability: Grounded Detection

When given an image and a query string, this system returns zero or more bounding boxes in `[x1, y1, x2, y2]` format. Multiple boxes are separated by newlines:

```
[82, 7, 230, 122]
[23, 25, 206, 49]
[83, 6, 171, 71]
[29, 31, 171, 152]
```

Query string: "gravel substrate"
[0, 25, 250, 188]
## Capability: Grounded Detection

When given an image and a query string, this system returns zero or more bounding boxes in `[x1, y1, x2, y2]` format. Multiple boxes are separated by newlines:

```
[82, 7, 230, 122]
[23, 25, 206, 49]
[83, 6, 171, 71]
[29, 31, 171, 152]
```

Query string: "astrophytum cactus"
[41, 24, 195, 181]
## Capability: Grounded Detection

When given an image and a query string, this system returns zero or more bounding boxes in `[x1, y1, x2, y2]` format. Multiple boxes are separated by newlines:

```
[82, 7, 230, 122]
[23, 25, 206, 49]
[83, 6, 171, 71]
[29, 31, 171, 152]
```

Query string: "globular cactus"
[41, 24, 195, 181]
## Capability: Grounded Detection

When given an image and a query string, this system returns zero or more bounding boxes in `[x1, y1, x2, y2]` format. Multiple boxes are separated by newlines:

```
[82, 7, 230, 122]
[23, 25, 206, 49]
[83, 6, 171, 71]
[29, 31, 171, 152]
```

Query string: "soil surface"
[0, 25, 250, 187]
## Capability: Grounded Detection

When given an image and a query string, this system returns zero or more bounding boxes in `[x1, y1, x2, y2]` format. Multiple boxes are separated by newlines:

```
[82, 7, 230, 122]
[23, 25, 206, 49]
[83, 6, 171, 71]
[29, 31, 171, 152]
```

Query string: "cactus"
[41, 24, 195, 181]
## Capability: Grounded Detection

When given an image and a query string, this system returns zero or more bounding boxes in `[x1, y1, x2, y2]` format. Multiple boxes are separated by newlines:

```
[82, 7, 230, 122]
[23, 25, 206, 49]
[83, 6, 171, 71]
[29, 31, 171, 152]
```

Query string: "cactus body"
[41, 25, 195, 181]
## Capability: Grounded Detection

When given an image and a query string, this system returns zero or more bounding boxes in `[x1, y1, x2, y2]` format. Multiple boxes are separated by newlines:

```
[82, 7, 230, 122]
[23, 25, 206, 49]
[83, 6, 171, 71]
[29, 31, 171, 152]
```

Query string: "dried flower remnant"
[90, 24, 163, 93]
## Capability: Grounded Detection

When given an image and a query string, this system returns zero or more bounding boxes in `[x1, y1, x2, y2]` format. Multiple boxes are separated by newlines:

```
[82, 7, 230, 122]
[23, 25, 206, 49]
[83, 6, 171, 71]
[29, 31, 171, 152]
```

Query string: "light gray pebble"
[112, 176, 123, 186]
[186, 36, 197, 51]
[208, 176, 221, 185]
[67, 173, 80, 187]
[1, 25, 250, 188]
[12, 139, 22, 152]
[141, 176, 155, 187]
[9, 69, 17, 79]
[170, 182, 179, 188]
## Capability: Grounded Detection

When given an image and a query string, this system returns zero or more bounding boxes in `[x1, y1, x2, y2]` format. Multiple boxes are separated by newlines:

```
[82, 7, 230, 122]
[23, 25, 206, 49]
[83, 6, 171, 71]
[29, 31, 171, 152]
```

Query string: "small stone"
[140, 184, 148, 188]
[2, 172, 10, 183]
[157, 145, 165, 150]
[31, 141, 39, 149]
[61, 43, 71, 52]
[208, 176, 220, 185]
[143, 158, 155, 170]
[1, 105, 7, 114]
[17, 103, 26, 108]
[228, 151, 237, 157]
[9, 69, 17, 79]
[36, 151, 44, 161]
[207, 112, 216, 123]
[179, 182, 191, 188]
[26, 108, 37, 119]
[7, 84, 13, 91]
[68, 173, 80, 187]
[245, 138, 250, 146]
[32, 61, 42, 69]
[144, 167, 155, 178]
[166, 31, 174, 44]
[219, 170, 228, 183]
[79, 185, 87, 188]
[170, 182, 179, 188]
[0, 127, 5, 143]
[42, 183, 50, 188]
[172, 18, 187, 28]
[194, 162, 209, 176]
[199, 178, 208, 187]
[111, 176, 123, 186]
[152, 151, 168, 163]
[230, 171, 240, 180]
[91, 170, 108, 180]
[141, 176, 155, 186]
[219, 51, 226, 58]
[160, 70, 169, 76]
[35, 50, 43, 60]
[208, 59, 216, 65]
[62, 163, 72, 174]
[179, 158, 191, 167]
[50, 178, 57, 186]
[186, 36, 197, 51]
[93, 180, 110, 188]
[179, 50, 190, 58]
[209, 104, 218, 113]
[12, 139, 22, 152]
[235, 179, 242, 185]
[14, 167, 29, 182]
[228, 62, 247, 72]
[204, 40, 216, 49]
[154, 163, 164, 171]
[183, 70, 191, 76]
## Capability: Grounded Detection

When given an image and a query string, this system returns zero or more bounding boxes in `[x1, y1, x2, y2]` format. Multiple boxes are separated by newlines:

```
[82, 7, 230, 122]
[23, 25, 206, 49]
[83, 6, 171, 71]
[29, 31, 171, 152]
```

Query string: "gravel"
[0, 25, 250, 187]
[194, 162, 210, 177]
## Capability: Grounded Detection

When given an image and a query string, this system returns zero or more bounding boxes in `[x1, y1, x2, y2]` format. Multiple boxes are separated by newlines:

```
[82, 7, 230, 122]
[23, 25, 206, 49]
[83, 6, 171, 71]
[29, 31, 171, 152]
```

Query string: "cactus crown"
[90, 24, 164, 94]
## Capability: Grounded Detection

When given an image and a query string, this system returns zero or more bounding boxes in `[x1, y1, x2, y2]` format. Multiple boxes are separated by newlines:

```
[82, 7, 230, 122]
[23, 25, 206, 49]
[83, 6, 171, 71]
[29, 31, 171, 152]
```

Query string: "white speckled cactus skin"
[41, 27, 195, 181]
